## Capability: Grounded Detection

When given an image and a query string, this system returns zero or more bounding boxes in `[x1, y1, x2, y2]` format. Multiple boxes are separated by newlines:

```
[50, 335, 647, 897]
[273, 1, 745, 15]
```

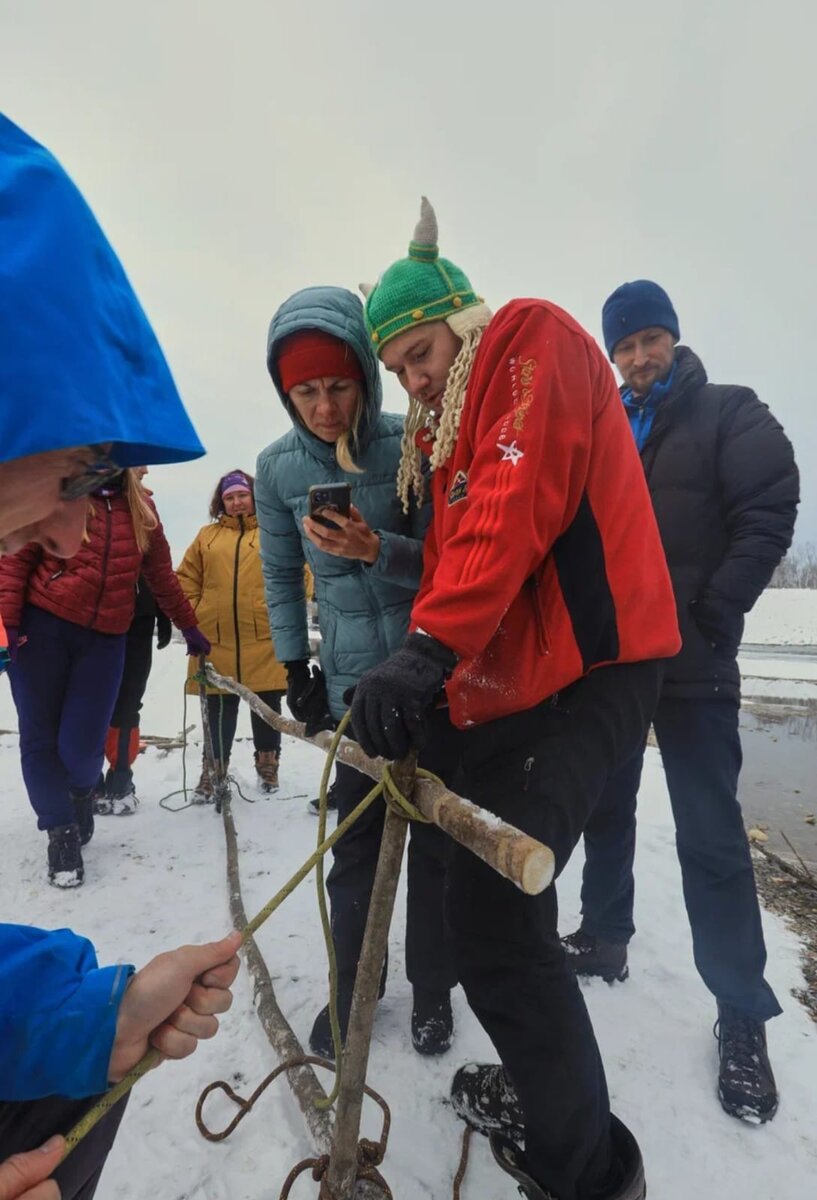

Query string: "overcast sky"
[2, 0, 814, 556]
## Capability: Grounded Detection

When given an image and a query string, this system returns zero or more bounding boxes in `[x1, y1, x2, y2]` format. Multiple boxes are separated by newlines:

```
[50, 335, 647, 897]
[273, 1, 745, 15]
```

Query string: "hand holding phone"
[308, 483, 352, 530]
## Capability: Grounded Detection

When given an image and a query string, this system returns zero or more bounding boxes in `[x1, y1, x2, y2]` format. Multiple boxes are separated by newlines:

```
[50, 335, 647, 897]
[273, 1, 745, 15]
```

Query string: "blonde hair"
[396, 324, 487, 514]
[334, 388, 365, 474]
[123, 468, 158, 553]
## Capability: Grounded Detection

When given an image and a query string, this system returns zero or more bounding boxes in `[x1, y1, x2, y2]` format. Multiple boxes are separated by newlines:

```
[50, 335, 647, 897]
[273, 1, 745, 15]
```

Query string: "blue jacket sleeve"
[0, 924, 134, 1101]
[255, 450, 311, 663]
[364, 471, 432, 591]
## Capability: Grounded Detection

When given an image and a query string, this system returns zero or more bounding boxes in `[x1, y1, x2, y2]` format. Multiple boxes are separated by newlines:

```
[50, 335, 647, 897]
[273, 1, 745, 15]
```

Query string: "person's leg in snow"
[562, 743, 647, 982]
[251, 689, 284, 792]
[447, 661, 660, 1200]
[104, 613, 155, 812]
[653, 696, 781, 1121]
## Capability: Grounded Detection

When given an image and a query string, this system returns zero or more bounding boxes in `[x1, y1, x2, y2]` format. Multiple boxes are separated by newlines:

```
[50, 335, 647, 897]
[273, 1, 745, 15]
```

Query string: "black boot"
[561, 928, 629, 983]
[309, 992, 353, 1060]
[309, 779, 339, 815]
[489, 1114, 646, 1200]
[93, 770, 113, 816]
[411, 987, 453, 1056]
[450, 1062, 524, 1141]
[47, 824, 84, 888]
[70, 787, 95, 845]
[715, 1002, 779, 1123]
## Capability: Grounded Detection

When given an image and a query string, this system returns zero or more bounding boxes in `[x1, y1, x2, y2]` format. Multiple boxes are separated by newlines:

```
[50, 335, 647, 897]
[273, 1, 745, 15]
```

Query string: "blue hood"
[266, 286, 382, 458]
[0, 115, 204, 467]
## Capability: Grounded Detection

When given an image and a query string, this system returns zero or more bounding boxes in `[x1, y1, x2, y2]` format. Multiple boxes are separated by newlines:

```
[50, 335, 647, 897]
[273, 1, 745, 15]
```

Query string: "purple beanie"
[220, 471, 252, 498]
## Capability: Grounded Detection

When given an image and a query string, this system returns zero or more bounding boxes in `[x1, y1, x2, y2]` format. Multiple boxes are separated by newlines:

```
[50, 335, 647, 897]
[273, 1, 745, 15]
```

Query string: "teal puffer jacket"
[256, 286, 430, 721]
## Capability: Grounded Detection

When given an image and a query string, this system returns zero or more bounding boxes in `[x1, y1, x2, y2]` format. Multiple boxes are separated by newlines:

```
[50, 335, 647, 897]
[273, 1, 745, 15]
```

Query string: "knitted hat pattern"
[602, 280, 680, 359]
[363, 198, 489, 352]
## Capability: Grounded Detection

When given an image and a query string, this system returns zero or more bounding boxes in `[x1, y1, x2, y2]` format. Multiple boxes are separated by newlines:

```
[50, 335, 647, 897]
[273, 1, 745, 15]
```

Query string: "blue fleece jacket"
[621, 364, 676, 451]
[0, 925, 134, 1100]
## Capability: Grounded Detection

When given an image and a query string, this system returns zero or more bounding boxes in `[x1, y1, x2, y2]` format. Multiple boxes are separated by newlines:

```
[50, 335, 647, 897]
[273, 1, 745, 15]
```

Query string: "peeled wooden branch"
[204, 664, 555, 895]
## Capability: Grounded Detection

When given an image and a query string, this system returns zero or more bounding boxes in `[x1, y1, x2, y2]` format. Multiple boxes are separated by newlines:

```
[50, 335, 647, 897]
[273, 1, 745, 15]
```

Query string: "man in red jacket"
[351, 200, 681, 1200]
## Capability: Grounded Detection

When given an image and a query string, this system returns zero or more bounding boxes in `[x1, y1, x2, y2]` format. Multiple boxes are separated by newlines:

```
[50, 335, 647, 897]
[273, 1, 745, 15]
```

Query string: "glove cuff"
[405, 631, 458, 676]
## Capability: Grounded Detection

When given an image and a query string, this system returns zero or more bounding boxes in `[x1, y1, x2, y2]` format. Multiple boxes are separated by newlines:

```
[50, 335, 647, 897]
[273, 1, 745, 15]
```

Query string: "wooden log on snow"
[204, 664, 555, 895]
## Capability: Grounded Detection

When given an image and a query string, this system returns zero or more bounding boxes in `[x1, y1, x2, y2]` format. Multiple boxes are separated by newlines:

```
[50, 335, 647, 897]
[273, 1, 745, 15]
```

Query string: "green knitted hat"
[363, 198, 489, 353]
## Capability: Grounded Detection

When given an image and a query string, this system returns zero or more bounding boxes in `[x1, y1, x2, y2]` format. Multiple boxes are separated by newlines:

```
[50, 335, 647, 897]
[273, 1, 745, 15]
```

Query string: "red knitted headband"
[277, 329, 365, 394]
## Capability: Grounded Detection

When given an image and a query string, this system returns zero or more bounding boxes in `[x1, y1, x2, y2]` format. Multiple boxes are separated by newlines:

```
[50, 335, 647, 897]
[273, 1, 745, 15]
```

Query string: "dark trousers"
[448, 661, 662, 1200]
[0, 1093, 129, 1200]
[107, 615, 155, 789]
[207, 690, 283, 763]
[580, 696, 781, 1021]
[9, 607, 126, 829]
[327, 706, 459, 996]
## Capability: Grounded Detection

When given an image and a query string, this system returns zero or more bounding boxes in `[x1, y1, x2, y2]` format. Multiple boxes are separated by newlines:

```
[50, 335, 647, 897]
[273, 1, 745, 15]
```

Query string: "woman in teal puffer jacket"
[255, 285, 457, 1060]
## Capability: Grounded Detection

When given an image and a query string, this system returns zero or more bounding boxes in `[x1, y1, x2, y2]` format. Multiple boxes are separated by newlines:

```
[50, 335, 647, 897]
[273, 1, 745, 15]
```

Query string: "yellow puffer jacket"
[177, 514, 311, 695]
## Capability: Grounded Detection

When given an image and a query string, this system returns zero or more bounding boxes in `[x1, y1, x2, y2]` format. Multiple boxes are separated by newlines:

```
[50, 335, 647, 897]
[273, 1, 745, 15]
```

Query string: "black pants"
[207, 690, 283, 763]
[580, 696, 781, 1021]
[107, 616, 155, 790]
[0, 1093, 129, 1200]
[327, 707, 459, 997]
[448, 661, 661, 1200]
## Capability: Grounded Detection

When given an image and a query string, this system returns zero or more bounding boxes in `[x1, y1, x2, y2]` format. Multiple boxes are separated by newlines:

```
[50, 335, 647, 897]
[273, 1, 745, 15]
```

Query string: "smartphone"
[308, 483, 352, 530]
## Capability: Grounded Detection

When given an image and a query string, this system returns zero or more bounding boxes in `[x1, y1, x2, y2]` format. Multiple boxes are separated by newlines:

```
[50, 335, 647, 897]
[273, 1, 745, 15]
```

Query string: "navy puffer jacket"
[255, 286, 430, 720]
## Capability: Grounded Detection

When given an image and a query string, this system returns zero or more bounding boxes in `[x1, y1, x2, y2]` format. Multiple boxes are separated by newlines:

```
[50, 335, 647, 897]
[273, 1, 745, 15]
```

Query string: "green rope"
[61, 701, 434, 1160]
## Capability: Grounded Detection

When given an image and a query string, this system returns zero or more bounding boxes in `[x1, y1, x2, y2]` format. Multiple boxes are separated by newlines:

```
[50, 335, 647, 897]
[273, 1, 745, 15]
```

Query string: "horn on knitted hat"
[363, 197, 491, 352]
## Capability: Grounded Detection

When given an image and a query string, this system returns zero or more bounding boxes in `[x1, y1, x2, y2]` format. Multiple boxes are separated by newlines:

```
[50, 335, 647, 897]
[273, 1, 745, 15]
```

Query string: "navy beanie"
[602, 280, 680, 359]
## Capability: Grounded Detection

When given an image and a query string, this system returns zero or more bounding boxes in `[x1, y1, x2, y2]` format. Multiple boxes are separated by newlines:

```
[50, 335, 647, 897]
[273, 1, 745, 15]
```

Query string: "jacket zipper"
[89, 499, 113, 627]
[232, 516, 245, 683]
[528, 572, 549, 655]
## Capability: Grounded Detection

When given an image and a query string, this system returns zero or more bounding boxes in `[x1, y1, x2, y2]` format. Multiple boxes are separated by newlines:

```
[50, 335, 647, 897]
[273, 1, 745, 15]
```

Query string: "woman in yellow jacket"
[177, 469, 309, 795]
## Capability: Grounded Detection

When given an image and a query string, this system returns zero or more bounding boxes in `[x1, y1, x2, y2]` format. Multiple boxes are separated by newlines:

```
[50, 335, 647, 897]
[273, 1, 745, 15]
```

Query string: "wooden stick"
[220, 784, 335, 1151]
[325, 755, 416, 1199]
[203, 665, 555, 895]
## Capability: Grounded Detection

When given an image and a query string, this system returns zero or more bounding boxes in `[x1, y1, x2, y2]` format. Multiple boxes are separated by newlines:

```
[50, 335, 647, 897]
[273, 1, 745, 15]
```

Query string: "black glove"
[155, 610, 172, 650]
[285, 661, 334, 736]
[350, 633, 457, 761]
[689, 592, 744, 656]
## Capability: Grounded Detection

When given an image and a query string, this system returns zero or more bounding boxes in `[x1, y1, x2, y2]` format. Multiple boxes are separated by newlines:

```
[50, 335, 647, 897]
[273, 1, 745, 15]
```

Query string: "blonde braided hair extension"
[396, 324, 486, 514]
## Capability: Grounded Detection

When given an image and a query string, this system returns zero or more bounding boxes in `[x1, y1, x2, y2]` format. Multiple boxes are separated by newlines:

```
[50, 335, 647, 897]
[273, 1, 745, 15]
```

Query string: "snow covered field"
[743, 588, 817, 647]
[1, 596, 817, 1198]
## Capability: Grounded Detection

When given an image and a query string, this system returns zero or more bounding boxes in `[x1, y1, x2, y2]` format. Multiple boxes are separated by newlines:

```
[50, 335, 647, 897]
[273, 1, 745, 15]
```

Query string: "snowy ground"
[2, 613, 817, 1197]
[744, 588, 817, 647]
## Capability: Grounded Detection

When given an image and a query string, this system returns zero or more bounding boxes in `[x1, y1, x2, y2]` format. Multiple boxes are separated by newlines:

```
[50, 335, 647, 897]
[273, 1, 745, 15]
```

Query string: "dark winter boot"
[309, 778, 339, 815]
[255, 750, 280, 793]
[489, 1114, 646, 1200]
[106, 765, 138, 815]
[715, 1002, 779, 1123]
[411, 987, 454, 1056]
[70, 787, 95, 846]
[450, 1062, 524, 1142]
[92, 771, 113, 816]
[561, 928, 629, 983]
[309, 992, 353, 1060]
[47, 824, 84, 888]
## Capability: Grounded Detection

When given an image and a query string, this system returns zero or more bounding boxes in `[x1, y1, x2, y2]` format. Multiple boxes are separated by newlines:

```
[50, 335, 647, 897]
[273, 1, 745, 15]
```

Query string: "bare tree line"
[769, 543, 817, 588]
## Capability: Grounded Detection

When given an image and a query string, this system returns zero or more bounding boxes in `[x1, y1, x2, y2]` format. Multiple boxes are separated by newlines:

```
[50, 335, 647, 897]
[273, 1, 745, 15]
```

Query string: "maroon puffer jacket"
[0, 493, 196, 635]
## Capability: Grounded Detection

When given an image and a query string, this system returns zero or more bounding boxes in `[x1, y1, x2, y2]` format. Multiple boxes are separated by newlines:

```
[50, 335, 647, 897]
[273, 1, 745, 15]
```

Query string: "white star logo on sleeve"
[497, 440, 524, 466]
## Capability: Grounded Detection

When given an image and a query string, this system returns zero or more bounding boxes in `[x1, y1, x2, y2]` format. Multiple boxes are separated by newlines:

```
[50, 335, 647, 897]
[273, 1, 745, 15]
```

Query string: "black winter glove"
[689, 592, 744, 656]
[350, 633, 458, 761]
[285, 661, 334, 736]
[155, 610, 172, 650]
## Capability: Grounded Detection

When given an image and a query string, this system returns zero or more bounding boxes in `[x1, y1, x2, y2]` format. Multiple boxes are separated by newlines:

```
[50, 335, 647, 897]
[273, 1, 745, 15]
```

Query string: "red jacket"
[0, 492, 196, 636]
[411, 299, 681, 728]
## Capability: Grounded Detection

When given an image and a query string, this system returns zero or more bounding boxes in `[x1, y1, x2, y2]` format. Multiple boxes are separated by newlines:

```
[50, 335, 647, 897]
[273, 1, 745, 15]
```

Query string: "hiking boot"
[309, 778, 339, 815]
[309, 995, 353, 1060]
[70, 787, 95, 846]
[110, 785, 138, 816]
[715, 1002, 779, 1123]
[411, 987, 453, 1056]
[561, 928, 629, 983]
[255, 750, 280, 793]
[489, 1114, 646, 1200]
[47, 824, 84, 888]
[450, 1062, 524, 1142]
[192, 756, 227, 804]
